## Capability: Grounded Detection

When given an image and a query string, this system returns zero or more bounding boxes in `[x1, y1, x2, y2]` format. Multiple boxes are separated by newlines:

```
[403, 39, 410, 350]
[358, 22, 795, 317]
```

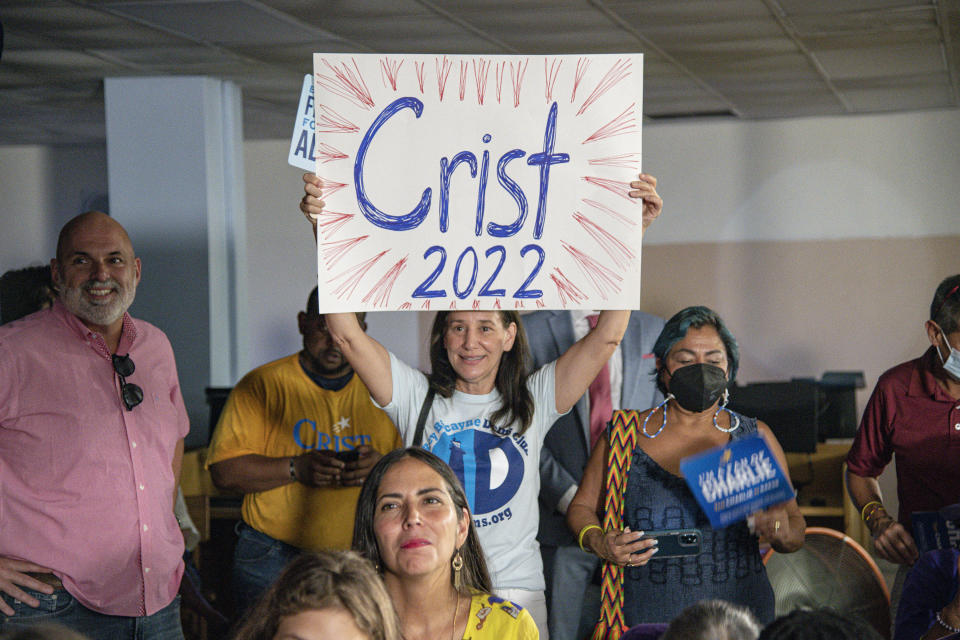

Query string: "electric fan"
[763, 527, 891, 639]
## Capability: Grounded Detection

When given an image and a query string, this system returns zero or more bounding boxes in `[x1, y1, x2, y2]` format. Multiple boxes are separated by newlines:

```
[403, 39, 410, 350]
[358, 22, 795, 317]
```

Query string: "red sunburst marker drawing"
[436, 56, 453, 101]
[379, 57, 404, 90]
[544, 58, 562, 102]
[317, 58, 374, 109]
[316, 177, 348, 199]
[582, 198, 637, 226]
[315, 104, 360, 134]
[362, 256, 408, 308]
[510, 58, 529, 108]
[577, 58, 631, 116]
[573, 212, 636, 269]
[414, 61, 426, 93]
[459, 60, 468, 101]
[315, 210, 355, 240]
[588, 153, 641, 170]
[473, 58, 491, 105]
[582, 176, 635, 203]
[328, 250, 388, 300]
[321, 235, 368, 270]
[495, 61, 507, 104]
[571, 57, 589, 104]
[561, 242, 623, 300]
[550, 268, 588, 307]
[316, 143, 349, 164]
[582, 103, 636, 143]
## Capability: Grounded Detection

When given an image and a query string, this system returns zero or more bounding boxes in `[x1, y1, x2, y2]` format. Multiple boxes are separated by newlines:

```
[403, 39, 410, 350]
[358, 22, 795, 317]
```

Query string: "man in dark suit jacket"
[524, 309, 665, 640]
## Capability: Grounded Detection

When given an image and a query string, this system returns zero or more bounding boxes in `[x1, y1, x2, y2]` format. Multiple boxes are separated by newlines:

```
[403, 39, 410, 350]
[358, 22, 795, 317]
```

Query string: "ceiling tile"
[814, 42, 946, 78]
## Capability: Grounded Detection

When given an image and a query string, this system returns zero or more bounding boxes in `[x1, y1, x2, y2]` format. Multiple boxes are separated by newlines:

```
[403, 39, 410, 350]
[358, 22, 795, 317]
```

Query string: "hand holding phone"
[640, 528, 702, 559]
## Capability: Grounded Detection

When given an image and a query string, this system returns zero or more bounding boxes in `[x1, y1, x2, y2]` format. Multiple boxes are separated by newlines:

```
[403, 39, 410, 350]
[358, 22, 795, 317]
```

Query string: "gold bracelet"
[578, 524, 603, 552]
[860, 500, 883, 522]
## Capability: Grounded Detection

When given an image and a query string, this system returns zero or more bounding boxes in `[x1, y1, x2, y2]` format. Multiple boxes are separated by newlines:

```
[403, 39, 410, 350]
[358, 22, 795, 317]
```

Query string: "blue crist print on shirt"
[430, 424, 526, 518]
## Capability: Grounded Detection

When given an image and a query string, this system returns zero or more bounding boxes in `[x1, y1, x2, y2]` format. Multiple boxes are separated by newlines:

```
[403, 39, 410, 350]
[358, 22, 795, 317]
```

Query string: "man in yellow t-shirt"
[207, 288, 401, 613]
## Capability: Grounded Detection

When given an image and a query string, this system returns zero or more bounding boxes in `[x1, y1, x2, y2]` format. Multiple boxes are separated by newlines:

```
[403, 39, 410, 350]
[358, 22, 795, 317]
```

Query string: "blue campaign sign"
[679, 433, 795, 529]
[288, 75, 317, 171]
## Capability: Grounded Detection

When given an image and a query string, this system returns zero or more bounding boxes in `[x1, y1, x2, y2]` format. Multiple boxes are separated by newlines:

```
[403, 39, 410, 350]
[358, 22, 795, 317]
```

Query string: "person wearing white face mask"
[846, 274, 960, 624]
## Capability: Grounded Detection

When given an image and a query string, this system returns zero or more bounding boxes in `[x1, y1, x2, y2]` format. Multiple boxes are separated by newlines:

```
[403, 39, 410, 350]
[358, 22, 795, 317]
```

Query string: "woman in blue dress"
[567, 306, 805, 626]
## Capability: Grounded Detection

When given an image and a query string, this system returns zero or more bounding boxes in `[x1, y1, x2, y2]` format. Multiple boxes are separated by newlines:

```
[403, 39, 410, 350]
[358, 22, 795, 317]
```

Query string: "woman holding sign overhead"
[567, 306, 805, 631]
[301, 171, 662, 638]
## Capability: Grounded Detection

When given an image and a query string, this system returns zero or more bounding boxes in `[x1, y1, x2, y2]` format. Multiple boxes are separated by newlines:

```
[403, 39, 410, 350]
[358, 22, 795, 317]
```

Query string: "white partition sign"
[312, 53, 643, 312]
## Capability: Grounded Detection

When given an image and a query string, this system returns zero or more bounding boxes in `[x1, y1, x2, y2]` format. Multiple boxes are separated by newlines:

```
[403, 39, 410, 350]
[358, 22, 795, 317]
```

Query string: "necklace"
[450, 592, 462, 640]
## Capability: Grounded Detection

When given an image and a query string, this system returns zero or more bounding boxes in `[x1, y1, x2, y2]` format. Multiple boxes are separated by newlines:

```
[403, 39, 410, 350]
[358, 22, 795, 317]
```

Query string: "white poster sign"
[312, 53, 643, 312]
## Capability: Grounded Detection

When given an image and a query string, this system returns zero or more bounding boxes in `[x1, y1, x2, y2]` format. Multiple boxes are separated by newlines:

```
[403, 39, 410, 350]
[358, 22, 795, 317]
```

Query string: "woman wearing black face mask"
[567, 306, 805, 629]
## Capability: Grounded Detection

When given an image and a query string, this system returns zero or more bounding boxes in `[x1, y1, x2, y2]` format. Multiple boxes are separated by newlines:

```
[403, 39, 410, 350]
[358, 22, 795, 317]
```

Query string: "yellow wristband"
[578, 524, 603, 552]
[860, 500, 883, 522]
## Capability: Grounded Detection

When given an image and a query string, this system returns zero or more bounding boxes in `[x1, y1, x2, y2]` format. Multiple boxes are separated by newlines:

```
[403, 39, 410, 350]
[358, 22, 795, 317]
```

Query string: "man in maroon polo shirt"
[846, 274, 960, 616]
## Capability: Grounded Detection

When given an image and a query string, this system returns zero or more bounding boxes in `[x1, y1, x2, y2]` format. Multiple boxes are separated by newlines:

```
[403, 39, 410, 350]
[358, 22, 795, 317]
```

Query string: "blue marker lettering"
[355, 97, 431, 231]
[526, 102, 569, 239]
[487, 149, 527, 237]
[439, 151, 478, 233]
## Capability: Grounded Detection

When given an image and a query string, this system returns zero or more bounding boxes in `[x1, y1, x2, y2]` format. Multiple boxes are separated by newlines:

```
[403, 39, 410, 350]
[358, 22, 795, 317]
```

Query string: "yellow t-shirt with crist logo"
[207, 354, 401, 550]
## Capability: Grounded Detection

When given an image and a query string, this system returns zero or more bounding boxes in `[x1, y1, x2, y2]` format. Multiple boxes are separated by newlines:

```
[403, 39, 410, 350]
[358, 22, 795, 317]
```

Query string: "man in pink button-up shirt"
[0, 211, 189, 639]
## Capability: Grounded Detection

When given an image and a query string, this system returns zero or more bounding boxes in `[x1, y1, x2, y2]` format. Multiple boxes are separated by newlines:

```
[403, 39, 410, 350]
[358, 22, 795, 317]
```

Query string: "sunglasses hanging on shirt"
[112, 353, 144, 411]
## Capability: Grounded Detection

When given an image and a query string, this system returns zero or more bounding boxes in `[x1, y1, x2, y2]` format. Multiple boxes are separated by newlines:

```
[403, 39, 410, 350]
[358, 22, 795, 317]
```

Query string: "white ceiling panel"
[814, 42, 946, 78]
[0, 0, 956, 143]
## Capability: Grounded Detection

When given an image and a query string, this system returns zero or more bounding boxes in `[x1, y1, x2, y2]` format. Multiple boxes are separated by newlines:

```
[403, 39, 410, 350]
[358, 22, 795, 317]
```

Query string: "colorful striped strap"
[591, 410, 640, 640]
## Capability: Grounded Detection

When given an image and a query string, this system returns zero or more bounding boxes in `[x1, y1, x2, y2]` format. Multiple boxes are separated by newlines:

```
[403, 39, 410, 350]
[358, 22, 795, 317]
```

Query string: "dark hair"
[931, 274, 960, 335]
[231, 550, 401, 640]
[352, 447, 491, 594]
[428, 309, 535, 434]
[757, 608, 882, 640]
[653, 305, 740, 396]
[305, 286, 366, 324]
[0, 265, 55, 325]
[662, 599, 760, 640]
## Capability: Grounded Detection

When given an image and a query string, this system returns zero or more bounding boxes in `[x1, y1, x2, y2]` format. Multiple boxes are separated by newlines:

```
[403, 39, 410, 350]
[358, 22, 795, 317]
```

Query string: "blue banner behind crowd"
[679, 433, 795, 528]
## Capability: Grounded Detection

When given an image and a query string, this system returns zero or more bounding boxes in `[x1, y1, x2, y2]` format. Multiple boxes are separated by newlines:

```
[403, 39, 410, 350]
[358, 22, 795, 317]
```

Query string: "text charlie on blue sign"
[679, 433, 795, 529]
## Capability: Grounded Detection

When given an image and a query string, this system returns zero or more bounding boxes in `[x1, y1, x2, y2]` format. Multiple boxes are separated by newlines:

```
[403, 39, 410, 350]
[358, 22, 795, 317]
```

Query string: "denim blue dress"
[620, 412, 776, 625]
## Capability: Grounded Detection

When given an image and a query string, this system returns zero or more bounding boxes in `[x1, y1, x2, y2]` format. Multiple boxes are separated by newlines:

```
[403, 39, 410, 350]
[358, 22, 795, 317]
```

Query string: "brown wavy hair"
[428, 309, 535, 434]
[231, 550, 401, 640]
[352, 447, 492, 594]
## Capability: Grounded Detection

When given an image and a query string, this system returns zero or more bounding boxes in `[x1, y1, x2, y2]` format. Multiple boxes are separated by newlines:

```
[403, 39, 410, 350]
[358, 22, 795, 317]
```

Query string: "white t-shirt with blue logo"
[381, 352, 561, 592]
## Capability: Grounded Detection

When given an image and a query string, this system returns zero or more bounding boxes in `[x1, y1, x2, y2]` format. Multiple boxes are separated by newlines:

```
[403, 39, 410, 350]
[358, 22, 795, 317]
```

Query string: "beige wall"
[639, 235, 958, 521]
[640, 235, 959, 413]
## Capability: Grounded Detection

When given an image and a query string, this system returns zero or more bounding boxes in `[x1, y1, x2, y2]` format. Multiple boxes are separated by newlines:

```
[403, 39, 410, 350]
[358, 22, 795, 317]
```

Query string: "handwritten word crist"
[312, 53, 644, 312]
[355, 97, 569, 240]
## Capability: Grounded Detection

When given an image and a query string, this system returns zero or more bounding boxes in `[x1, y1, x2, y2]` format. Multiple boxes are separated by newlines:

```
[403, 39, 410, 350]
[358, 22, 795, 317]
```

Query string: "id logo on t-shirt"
[430, 430, 524, 517]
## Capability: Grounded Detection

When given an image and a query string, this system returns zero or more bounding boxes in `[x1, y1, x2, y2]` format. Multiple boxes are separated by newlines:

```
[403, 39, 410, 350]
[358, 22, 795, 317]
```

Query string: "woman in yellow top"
[353, 447, 539, 640]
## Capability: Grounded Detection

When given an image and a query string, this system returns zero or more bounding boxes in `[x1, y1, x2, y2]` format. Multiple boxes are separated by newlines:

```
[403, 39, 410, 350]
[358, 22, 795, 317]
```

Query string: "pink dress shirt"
[0, 301, 188, 616]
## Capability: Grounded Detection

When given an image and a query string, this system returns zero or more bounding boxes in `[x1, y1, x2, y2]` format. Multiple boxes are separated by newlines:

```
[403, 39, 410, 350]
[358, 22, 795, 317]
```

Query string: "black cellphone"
[334, 449, 360, 463]
[641, 528, 702, 559]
